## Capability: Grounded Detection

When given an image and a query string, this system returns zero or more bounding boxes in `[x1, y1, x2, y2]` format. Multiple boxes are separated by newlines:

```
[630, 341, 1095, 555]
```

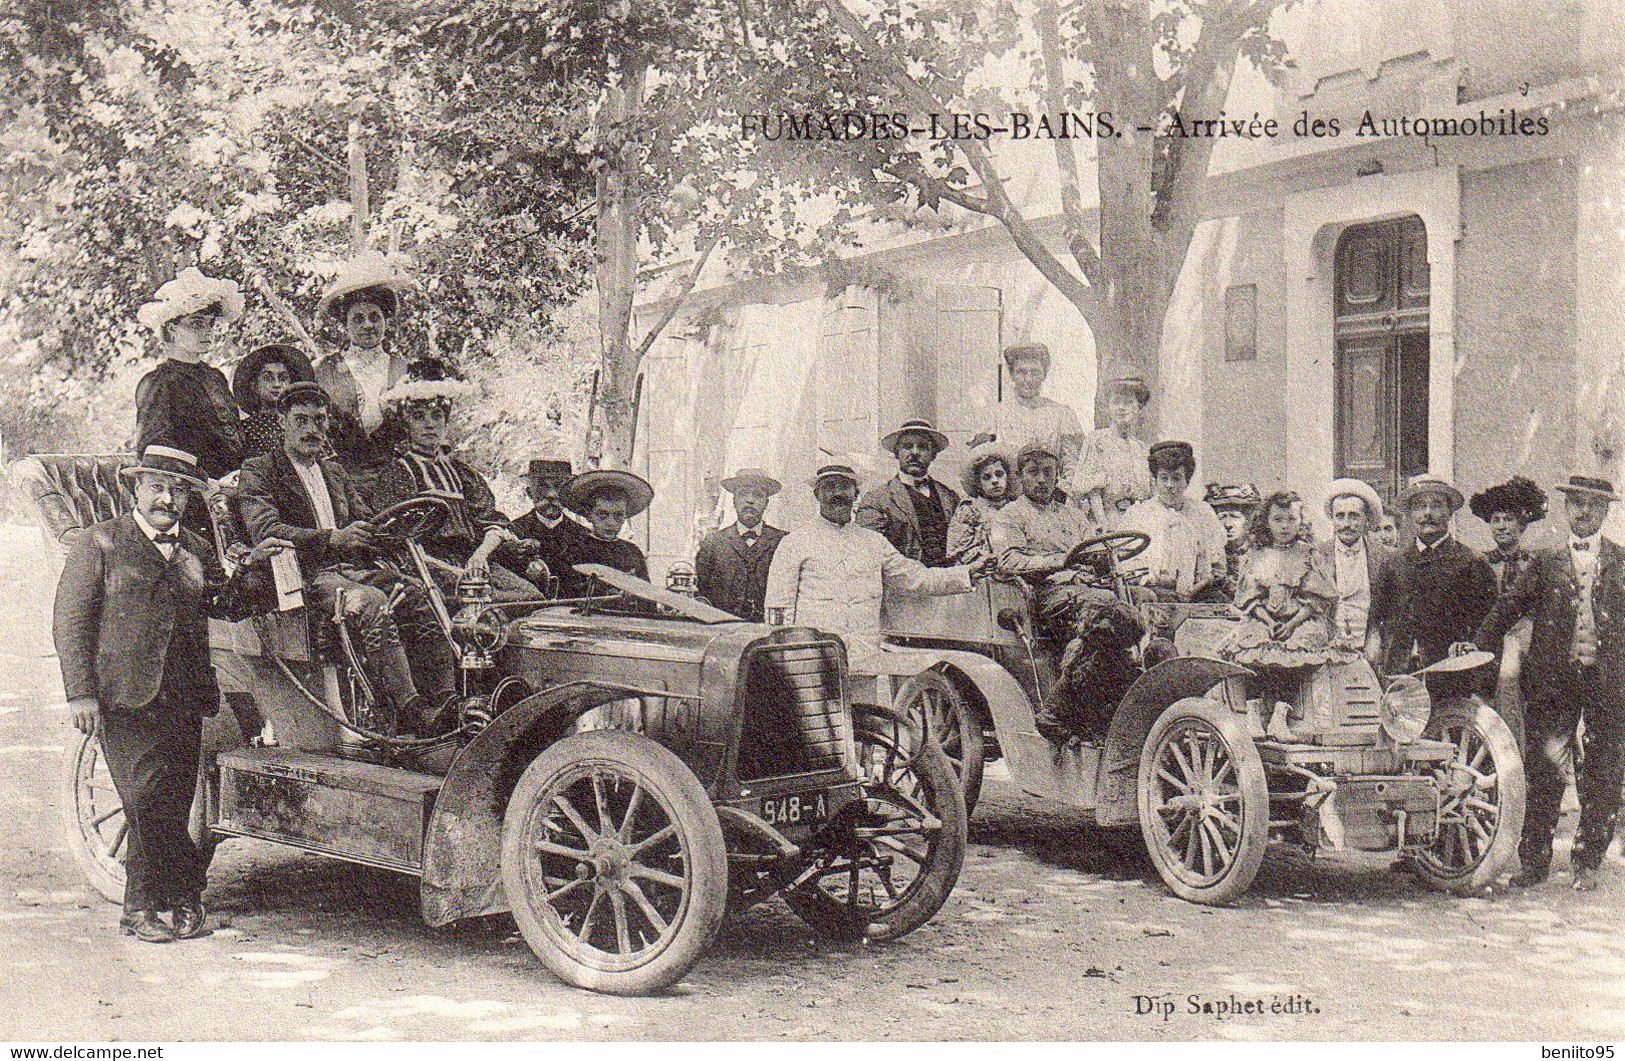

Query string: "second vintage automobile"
[22, 456, 966, 996]
[876, 531, 1527, 904]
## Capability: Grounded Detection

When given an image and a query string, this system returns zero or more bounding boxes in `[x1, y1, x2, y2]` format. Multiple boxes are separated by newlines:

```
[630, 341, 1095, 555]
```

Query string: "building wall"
[1453, 156, 1578, 550]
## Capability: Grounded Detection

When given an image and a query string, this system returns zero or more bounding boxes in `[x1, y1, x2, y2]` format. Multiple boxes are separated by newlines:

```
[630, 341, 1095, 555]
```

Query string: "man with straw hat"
[1317, 477, 1392, 656]
[695, 468, 786, 622]
[53, 446, 285, 943]
[857, 417, 960, 566]
[1469, 475, 1625, 891]
[1369, 473, 1497, 676]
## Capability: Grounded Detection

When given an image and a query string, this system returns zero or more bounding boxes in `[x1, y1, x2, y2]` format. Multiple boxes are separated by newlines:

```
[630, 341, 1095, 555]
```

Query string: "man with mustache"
[766, 460, 982, 669]
[1368, 474, 1497, 677]
[694, 468, 786, 622]
[856, 419, 960, 566]
[501, 458, 589, 598]
[238, 382, 458, 735]
[53, 446, 284, 943]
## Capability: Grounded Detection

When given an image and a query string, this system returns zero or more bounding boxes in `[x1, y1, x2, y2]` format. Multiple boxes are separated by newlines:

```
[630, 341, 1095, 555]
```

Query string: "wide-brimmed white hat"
[318, 251, 413, 318]
[136, 268, 244, 332]
[1323, 477, 1385, 522]
[119, 445, 208, 489]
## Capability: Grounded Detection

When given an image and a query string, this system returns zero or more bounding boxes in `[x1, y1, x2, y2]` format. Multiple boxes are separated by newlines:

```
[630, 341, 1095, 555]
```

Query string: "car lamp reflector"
[1380, 674, 1431, 744]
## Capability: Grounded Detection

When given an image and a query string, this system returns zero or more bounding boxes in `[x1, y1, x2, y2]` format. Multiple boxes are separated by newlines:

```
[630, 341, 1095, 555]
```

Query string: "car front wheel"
[1137, 696, 1269, 905]
[1411, 698, 1526, 894]
[500, 730, 728, 996]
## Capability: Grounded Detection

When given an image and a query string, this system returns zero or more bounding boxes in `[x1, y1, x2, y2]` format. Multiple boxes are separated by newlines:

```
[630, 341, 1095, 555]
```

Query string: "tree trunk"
[590, 51, 649, 469]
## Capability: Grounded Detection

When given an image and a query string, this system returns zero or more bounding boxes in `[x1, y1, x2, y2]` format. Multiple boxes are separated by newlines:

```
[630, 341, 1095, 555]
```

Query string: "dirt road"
[1, 526, 1620, 1041]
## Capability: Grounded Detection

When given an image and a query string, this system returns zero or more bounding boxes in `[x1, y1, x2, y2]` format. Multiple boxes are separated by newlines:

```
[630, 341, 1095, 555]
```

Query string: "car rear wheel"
[1411, 698, 1525, 894]
[62, 730, 217, 905]
[501, 730, 728, 996]
[1138, 696, 1269, 905]
[896, 668, 985, 816]
[784, 704, 967, 943]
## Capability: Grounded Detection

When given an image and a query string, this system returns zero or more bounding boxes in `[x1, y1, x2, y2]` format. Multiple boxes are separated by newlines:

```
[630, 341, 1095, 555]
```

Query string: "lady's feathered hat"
[137, 267, 244, 332]
[1469, 475, 1548, 526]
[379, 358, 474, 412]
[318, 251, 413, 319]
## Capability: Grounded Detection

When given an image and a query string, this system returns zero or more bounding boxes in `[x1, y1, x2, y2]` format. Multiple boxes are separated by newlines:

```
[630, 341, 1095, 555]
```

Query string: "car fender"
[418, 679, 701, 927]
[866, 643, 1033, 729]
[1095, 656, 1251, 827]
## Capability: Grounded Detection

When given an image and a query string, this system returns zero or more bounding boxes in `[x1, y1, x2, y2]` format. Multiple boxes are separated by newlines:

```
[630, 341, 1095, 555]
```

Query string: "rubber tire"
[61, 730, 218, 905]
[897, 668, 986, 817]
[785, 705, 968, 942]
[1137, 696, 1270, 905]
[1411, 698, 1526, 895]
[500, 730, 728, 996]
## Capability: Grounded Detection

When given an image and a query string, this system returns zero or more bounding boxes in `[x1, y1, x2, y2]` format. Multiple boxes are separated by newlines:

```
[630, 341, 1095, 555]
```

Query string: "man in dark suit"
[857, 418, 960, 566]
[1470, 475, 1625, 891]
[238, 382, 455, 734]
[53, 446, 282, 942]
[1369, 474, 1498, 677]
[695, 468, 787, 622]
[502, 458, 589, 598]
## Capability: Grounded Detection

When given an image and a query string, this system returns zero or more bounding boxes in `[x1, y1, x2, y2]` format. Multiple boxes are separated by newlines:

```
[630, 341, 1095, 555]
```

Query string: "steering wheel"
[1063, 530, 1151, 570]
[370, 494, 453, 543]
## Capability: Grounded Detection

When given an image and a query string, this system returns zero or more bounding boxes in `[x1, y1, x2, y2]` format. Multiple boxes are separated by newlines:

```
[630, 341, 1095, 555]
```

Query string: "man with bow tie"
[695, 468, 787, 622]
[1469, 475, 1625, 891]
[1316, 478, 1393, 658]
[857, 418, 960, 566]
[53, 446, 284, 943]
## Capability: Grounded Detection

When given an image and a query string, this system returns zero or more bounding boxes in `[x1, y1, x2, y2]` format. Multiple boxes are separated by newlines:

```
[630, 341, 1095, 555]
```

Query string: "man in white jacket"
[766, 460, 983, 668]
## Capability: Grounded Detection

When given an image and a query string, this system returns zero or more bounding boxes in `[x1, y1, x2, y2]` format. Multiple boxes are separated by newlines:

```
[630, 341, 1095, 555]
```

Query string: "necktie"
[154, 533, 179, 546]
[1573, 541, 1590, 552]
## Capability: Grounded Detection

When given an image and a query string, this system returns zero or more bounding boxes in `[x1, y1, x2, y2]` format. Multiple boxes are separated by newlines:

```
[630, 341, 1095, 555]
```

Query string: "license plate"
[759, 790, 830, 827]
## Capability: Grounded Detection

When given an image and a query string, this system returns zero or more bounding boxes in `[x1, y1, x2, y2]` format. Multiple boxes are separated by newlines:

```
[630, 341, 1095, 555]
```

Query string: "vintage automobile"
[874, 530, 1527, 905]
[19, 455, 966, 996]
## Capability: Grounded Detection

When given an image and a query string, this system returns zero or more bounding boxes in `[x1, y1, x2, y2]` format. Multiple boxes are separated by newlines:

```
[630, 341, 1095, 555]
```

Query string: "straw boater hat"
[1323, 477, 1386, 523]
[318, 251, 413, 319]
[1205, 482, 1261, 512]
[136, 267, 244, 332]
[961, 442, 1016, 497]
[811, 459, 863, 488]
[880, 418, 950, 455]
[120, 445, 208, 489]
[720, 468, 781, 496]
[1398, 473, 1465, 513]
[232, 343, 315, 413]
[379, 358, 475, 412]
[1553, 474, 1621, 503]
[566, 469, 655, 518]
[1469, 475, 1549, 525]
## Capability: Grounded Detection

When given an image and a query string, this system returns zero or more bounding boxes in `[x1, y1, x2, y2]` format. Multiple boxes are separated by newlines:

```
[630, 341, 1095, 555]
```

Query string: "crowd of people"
[47, 263, 1624, 944]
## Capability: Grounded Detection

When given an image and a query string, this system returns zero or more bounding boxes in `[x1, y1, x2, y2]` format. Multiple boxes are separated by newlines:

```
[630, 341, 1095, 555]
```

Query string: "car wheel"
[784, 704, 967, 943]
[1137, 696, 1269, 905]
[896, 668, 985, 816]
[1411, 698, 1526, 894]
[500, 730, 728, 996]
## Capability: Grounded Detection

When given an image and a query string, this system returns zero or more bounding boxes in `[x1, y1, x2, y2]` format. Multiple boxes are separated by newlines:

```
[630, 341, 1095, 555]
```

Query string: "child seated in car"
[1219, 491, 1354, 736]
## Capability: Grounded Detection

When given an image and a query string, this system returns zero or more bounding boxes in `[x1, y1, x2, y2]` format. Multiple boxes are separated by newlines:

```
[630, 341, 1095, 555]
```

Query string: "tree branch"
[1034, 0, 1100, 290]
[634, 229, 723, 361]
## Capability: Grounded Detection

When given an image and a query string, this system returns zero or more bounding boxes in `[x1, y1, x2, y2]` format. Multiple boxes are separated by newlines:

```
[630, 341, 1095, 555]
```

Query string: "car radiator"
[737, 633, 853, 780]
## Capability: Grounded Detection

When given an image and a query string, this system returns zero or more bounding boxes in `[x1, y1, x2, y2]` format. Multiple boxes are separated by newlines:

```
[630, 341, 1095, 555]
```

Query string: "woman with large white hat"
[134, 267, 247, 484]
[312, 252, 413, 489]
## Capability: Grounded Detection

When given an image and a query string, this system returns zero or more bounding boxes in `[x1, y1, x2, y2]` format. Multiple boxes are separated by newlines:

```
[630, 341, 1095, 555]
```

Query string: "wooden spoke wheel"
[62, 732, 128, 903]
[501, 730, 728, 996]
[785, 705, 966, 943]
[60, 731, 218, 905]
[1411, 699, 1525, 894]
[895, 668, 985, 815]
[1137, 697, 1269, 905]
